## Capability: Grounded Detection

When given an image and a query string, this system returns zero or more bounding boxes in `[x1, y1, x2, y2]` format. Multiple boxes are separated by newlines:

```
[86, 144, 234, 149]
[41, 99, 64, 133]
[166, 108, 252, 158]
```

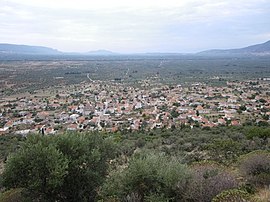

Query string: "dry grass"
[0, 161, 4, 174]
[0, 188, 24, 202]
[251, 188, 270, 202]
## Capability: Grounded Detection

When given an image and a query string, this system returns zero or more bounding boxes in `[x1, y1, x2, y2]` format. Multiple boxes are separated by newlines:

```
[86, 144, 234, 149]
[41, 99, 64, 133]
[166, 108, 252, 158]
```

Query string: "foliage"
[116, 126, 264, 165]
[207, 139, 242, 164]
[1, 132, 116, 202]
[0, 188, 28, 202]
[170, 108, 179, 118]
[238, 150, 270, 187]
[251, 188, 270, 202]
[2, 57, 270, 95]
[2, 136, 68, 201]
[55, 132, 116, 201]
[144, 193, 170, 202]
[184, 162, 238, 202]
[211, 189, 251, 202]
[0, 135, 25, 161]
[245, 127, 270, 140]
[123, 192, 142, 202]
[1, 126, 270, 201]
[101, 153, 190, 201]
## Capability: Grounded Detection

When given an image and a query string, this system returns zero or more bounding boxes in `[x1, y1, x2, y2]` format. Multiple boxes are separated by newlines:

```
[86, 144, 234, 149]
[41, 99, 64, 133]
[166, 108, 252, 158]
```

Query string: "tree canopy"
[1, 132, 115, 202]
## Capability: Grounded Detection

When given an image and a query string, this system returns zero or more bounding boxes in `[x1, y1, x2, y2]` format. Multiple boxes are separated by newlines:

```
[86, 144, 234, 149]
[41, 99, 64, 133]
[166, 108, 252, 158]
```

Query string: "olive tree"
[1, 132, 115, 202]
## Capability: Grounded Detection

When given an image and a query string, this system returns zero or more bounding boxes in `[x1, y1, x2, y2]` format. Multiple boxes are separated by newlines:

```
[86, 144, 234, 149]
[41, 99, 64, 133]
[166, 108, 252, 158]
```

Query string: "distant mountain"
[198, 40, 270, 56]
[0, 43, 62, 55]
[85, 49, 118, 55]
[140, 52, 186, 56]
[1, 41, 270, 57]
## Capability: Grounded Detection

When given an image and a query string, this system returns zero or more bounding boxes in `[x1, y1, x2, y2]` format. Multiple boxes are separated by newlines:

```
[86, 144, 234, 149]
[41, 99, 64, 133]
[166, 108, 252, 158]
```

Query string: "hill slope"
[198, 40, 270, 56]
[0, 43, 62, 55]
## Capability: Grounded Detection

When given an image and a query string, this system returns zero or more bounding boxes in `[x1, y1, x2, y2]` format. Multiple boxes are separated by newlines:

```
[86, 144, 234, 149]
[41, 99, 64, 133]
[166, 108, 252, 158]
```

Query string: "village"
[0, 78, 270, 135]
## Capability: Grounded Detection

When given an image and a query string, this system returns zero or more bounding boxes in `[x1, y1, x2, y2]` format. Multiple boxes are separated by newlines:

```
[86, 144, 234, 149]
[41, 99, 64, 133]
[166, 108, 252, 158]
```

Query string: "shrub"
[144, 193, 170, 202]
[207, 139, 242, 164]
[0, 188, 27, 202]
[212, 189, 251, 202]
[101, 153, 190, 201]
[251, 188, 270, 202]
[238, 151, 270, 187]
[246, 127, 270, 140]
[0, 135, 25, 161]
[184, 162, 238, 202]
[123, 192, 142, 202]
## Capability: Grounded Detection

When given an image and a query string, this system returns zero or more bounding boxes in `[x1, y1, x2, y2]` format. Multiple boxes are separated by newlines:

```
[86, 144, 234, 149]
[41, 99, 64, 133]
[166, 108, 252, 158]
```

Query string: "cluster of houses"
[0, 79, 269, 135]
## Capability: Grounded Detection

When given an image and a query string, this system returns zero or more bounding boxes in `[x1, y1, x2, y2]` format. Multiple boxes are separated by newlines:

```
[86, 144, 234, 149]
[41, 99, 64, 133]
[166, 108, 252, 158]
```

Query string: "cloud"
[0, 0, 270, 52]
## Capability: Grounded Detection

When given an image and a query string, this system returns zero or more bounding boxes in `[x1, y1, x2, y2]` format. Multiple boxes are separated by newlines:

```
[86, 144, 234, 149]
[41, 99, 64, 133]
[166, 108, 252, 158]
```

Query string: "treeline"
[0, 126, 269, 201]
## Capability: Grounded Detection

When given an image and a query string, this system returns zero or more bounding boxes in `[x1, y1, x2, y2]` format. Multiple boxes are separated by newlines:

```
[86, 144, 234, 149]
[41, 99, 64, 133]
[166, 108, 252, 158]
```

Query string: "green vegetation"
[1, 56, 270, 97]
[1, 133, 115, 201]
[0, 126, 270, 201]
[101, 153, 190, 201]
[212, 189, 251, 202]
[246, 127, 270, 140]
[0, 135, 25, 161]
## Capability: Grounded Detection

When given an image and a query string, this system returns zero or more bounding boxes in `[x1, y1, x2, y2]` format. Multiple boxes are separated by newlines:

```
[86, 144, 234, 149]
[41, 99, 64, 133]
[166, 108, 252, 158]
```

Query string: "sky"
[0, 0, 270, 53]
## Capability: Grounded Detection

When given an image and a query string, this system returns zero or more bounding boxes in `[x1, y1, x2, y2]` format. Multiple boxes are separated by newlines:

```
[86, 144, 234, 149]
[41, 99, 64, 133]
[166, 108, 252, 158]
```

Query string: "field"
[1, 55, 270, 98]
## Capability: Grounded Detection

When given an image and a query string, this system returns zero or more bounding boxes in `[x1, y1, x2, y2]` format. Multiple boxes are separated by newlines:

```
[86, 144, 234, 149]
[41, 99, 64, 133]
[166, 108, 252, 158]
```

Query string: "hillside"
[1, 41, 270, 56]
[0, 43, 62, 55]
[198, 40, 270, 56]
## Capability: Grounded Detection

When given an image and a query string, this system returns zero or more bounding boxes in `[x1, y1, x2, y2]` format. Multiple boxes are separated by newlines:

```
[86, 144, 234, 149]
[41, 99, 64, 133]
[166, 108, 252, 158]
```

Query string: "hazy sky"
[0, 0, 270, 53]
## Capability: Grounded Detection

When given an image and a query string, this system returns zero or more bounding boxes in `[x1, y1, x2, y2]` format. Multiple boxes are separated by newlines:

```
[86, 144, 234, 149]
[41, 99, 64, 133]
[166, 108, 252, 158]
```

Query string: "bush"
[238, 151, 270, 187]
[251, 188, 270, 202]
[0, 188, 27, 202]
[184, 162, 238, 202]
[0, 135, 25, 161]
[212, 189, 251, 202]
[207, 139, 242, 164]
[144, 193, 169, 202]
[123, 192, 142, 202]
[1, 132, 115, 202]
[101, 153, 190, 201]
[246, 127, 270, 140]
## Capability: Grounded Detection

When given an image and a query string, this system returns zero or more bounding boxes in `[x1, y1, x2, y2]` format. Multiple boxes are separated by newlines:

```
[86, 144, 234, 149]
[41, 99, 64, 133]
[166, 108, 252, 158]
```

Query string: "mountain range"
[0, 43, 61, 55]
[198, 40, 270, 56]
[0, 40, 270, 56]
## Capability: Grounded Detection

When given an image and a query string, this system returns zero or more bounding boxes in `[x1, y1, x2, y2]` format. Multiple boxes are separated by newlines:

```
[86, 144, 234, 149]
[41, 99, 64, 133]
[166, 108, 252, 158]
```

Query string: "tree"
[246, 127, 270, 141]
[170, 108, 179, 118]
[207, 139, 242, 164]
[54, 132, 115, 201]
[239, 105, 246, 111]
[101, 153, 190, 201]
[1, 133, 115, 202]
[2, 136, 68, 201]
